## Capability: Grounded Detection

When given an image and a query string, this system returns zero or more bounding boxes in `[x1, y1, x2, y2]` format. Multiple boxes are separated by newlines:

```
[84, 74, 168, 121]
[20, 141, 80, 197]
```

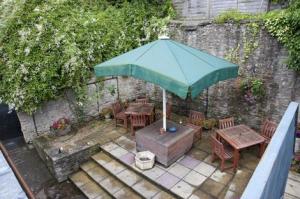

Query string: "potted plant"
[101, 107, 112, 120]
[50, 117, 71, 136]
[202, 119, 217, 130]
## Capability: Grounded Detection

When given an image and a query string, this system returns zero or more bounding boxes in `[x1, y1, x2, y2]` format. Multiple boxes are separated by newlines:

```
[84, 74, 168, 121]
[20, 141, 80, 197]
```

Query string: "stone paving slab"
[116, 169, 142, 186]
[155, 172, 181, 189]
[132, 180, 161, 198]
[69, 170, 92, 187]
[285, 178, 300, 198]
[113, 187, 142, 199]
[80, 180, 106, 199]
[183, 170, 207, 187]
[92, 152, 113, 165]
[153, 191, 176, 199]
[99, 176, 124, 195]
[171, 180, 195, 198]
[85, 165, 109, 183]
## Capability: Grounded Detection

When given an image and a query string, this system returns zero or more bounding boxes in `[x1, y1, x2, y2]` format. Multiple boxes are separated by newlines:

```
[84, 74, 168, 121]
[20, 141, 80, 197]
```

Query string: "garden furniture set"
[113, 99, 278, 171]
[212, 118, 277, 171]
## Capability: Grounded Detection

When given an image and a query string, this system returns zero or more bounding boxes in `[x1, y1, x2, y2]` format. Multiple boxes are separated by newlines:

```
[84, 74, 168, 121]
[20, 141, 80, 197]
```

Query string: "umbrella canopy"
[94, 38, 238, 99]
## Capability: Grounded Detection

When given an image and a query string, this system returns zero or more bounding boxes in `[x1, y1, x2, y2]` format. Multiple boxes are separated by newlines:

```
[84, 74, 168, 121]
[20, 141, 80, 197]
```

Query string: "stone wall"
[173, 0, 269, 20]
[17, 77, 155, 142]
[17, 21, 300, 142]
[163, 21, 299, 129]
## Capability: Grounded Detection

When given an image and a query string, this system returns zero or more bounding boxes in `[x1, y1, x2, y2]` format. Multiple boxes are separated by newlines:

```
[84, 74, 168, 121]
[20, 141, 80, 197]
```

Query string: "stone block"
[16, 112, 36, 142]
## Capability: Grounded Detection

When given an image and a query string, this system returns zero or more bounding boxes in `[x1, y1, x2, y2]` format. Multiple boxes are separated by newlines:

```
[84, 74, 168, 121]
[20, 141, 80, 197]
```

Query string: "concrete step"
[81, 160, 142, 199]
[69, 170, 111, 199]
[91, 151, 176, 199]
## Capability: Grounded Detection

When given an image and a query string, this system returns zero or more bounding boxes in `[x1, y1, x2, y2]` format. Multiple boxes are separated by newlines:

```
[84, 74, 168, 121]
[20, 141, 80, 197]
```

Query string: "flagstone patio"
[32, 115, 300, 198]
[100, 131, 259, 198]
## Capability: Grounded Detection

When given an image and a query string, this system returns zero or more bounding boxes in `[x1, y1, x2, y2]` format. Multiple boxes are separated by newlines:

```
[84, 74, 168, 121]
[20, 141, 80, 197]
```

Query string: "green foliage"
[264, 0, 300, 71]
[225, 22, 260, 65]
[0, 0, 174, 114]
[215, 1, 300, 72]
[214, 9, 262, 24]
[240, 78, 265, 99]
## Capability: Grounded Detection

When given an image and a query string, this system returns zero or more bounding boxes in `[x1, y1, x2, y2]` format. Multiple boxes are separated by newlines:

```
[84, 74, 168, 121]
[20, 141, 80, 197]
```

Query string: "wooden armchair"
[136, 98, 148, 104]
[154, 102, 172, 121]
[111, 101, 127, 128]
[261, 120, 277, 151]
[186, 110, 205, 143]
[130, 113, 147, 136]
[210, 135, 234, 172]
[219, 117, 235, 129]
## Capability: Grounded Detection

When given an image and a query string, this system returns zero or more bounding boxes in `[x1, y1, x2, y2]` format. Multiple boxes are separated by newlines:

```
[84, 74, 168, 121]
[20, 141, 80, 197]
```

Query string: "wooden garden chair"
[136, 98, 148, 104]
[130, 113, 147, 136]
[260, 119, 277, 152]
[154, 102, 172, 121]
[111, 101, 128, 128]
[219, 117, 235, 129]
[210, 135, 235, 172]
[186, 110, 205, 143]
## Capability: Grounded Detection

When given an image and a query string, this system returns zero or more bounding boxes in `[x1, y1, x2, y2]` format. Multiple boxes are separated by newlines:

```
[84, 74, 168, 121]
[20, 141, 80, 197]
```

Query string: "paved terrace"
[32, 114, 300, 198]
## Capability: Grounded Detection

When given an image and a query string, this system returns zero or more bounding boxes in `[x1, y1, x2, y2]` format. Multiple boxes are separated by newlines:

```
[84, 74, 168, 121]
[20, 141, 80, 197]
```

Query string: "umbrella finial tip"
[158, 35, 170, 40]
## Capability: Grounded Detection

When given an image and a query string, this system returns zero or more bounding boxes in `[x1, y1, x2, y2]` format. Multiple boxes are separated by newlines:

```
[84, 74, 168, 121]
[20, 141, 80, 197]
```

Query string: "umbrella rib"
[133, 41, 157, 63]
[165, 41, 190, 85]
[170, 40, 219, 69]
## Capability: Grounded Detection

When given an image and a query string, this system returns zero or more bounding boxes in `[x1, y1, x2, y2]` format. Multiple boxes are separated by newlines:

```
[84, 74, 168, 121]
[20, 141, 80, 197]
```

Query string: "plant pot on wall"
[50, 117, 71, 136]
[51, 125, 71, 136]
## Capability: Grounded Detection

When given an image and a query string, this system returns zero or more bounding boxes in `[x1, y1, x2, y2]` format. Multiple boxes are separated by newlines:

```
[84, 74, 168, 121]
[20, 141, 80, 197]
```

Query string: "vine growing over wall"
[215, 0, 300, 72]
[0, 0, 174, 114]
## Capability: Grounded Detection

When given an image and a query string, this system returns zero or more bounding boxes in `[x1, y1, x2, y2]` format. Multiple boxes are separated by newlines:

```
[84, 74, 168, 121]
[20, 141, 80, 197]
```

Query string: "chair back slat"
[219, 117, 234, 129]
[261, 120, 277, 139]
[211, 135, 224, 157]
[136, 98, 148, 104]
[189, 110, 205, 125]
[112, 101, 122, 117]
[131, 113, 146, 126]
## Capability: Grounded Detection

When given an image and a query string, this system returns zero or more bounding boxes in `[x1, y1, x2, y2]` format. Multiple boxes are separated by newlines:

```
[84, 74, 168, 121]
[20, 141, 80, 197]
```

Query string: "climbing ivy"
[0, 0, 174, 114]
[215, 0, 300, 72]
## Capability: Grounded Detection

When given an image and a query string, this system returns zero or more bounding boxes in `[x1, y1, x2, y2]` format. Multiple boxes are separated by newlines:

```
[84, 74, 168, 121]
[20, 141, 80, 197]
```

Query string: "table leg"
[233, 149, 239, 171]
[259, 143, 264, 157]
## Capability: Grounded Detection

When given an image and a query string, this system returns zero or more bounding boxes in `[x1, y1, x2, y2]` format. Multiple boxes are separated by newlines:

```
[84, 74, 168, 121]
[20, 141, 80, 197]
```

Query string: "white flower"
[20, 64, 28, 74]
[24, 47, 30, 56]
[35, 24, 43, 32]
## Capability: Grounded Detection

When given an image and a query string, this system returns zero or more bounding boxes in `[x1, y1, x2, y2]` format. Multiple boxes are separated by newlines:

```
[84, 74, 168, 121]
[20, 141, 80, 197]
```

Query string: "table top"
[216, 124, 265, 150]
[124, 103, 154, 116]
[136, 119, 194, 147]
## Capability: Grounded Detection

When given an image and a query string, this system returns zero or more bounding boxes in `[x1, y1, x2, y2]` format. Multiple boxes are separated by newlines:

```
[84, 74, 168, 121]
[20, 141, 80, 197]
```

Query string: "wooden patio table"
[124, 103, 154, 116]
[216, 124, 265, 170]
[136, 119, 194, 167]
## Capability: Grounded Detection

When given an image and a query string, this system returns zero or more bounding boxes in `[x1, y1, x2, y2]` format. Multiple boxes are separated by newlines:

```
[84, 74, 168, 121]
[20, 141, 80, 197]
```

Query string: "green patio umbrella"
[94, 37, 238, 130]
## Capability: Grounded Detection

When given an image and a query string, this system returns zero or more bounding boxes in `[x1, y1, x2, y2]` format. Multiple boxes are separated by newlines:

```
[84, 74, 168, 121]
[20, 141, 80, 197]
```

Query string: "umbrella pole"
[162, 88, 167, 130]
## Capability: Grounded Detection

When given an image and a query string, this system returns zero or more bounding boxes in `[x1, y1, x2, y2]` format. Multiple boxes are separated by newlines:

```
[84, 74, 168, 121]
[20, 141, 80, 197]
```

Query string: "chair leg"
[221, 159, 225, 172]
[211, 153, 215, 163]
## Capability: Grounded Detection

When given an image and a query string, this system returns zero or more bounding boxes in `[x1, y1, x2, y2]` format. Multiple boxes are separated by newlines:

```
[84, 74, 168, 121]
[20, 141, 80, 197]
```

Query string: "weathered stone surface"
[16, 112, 36, 142]
[167, 22, 298, 129]
[34, 97, 76, 135]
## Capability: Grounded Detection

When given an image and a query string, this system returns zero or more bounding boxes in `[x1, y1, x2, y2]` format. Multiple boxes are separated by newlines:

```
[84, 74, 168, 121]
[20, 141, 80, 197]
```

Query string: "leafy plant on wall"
[239, 78, 265, 104]
[0, 0, 174, 114]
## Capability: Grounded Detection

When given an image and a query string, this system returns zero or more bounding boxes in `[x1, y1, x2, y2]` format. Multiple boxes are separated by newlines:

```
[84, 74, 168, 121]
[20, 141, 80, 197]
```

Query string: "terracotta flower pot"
[51, 125, 71, 136]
